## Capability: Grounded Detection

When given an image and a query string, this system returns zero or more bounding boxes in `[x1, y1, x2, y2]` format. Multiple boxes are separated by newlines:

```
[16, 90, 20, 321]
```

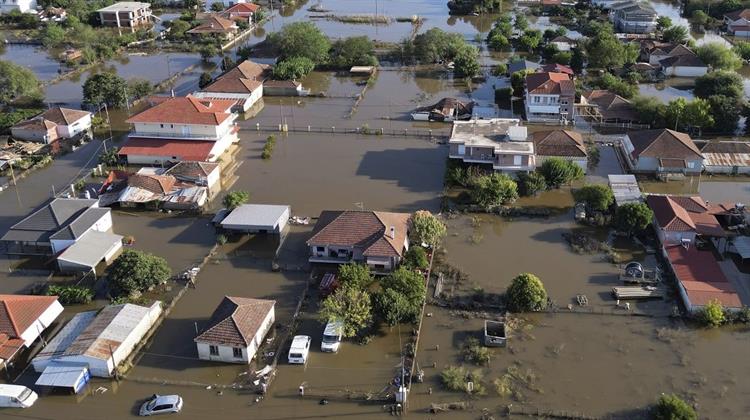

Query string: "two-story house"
[610, 1, 657, 34]
[193, 60, 269, 112]
[524, 72, 576, 123]
[119, 95, 239, 165]
[448, 119, 534, 173]
[97, 2, 152, 28]
[622, 128, 703, 175]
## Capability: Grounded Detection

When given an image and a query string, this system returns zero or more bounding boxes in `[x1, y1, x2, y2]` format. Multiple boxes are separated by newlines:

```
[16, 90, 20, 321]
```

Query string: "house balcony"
[128, 130, 232, 141]
[309, 255, 353, 264]
[527, 104, 561, 114]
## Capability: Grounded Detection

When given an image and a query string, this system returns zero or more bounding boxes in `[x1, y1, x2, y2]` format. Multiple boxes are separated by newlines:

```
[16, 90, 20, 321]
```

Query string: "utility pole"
[8, 162, 21, 208]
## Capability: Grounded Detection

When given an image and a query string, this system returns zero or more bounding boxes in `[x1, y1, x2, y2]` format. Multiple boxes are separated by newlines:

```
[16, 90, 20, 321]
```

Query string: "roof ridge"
[372, 211, 404, 256]
[1, 300, 20, 336]
[229, 312, 250, 346]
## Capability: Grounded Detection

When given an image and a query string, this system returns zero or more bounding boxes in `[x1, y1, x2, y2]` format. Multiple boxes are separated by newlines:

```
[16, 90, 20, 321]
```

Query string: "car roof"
[323, 321, 343, 335]
[290, 335, 310, 348]
[153, 395, 181, 405]
[0, 384, 28, 397]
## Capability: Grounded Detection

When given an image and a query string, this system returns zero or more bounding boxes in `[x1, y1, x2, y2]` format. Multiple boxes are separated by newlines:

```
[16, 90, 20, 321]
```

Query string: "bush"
[47, 285, 94, 304]
[410, 210, 447, 246]
[440, 366, 486, 395]
[404, 246, 429, 270]
[573, 184, 614, 212]
[698, 299, 725, 327]
[272, 56, 315, 80]
[338, 263, 373, 289]
[615, 202, 653, 235]
[539, 158, 584, 188]
[516, 171, 547, 196]
[261, 135, 276, 159]
[107, 249, 172, 297]
[652, 394, 697, 420]
[462, 337, 491, 365]
[222, 190, 250, 210]
[268, 22, 331, 64]
[506, 273, 547, 312]
[470, 173, 518, 209]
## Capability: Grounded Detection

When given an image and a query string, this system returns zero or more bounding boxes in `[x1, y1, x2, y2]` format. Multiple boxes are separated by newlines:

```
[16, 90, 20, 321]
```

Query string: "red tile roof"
[127, 174, 177, 194]
[308, 211, 411, 258]
[646, 195, 726, 236]
[126, 95, 235, 125]
[204, 76, 262, 94]
[525, 72, 574, 95]
[187, 14, 237, 34]
[532, 130, 587, 157]
[724, 8, 750, 21]
[222, 3, 259, 14]
[583, 90, 638, 122]
[626, 129, 702, 160]
[41, 107, 90, 125]
[119, 138, 216, 162]
[540, 63, 574, 75]
[0, 295, 58, 338]
[195, 296, 275, 347]
[665, 245, 742, 308]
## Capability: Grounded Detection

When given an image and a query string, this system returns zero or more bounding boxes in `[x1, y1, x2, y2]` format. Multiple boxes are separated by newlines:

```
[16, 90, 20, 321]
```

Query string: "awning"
[36, 363, 90, 393]
[732, 236, 750, 259]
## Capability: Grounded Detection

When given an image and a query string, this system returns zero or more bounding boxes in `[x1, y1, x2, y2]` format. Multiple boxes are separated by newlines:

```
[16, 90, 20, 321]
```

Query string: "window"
[514, 155, 523, 166]
[316, 246, 325, 253]
[233, 347, 243, 358]
[160, 124, 164, 128]
[534, 96, 541, 103]
[209, 345, 219, 356]
[457, 145, 466, 155]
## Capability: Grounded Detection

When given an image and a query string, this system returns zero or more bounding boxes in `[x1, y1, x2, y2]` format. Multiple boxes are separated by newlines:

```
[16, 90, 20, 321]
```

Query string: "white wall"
[196, 307, 274, 364]
[205, 0, 246, 11]
[50, 210, 112, 254]
[193, 87, 263, 112]
[19, 300, 63, 347]
[667, 66, 708, 78]
[57, 114, 92, 138]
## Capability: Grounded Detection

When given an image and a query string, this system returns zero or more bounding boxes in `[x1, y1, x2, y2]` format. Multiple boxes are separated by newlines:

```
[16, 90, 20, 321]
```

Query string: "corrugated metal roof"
[34, 311, 97, 361]
[57, 231, 123, 269]
[703, 152, 750, 168]
[608, 174, 642, 206]
[35, 362, 89, 390]
[221, 204, 290, 229]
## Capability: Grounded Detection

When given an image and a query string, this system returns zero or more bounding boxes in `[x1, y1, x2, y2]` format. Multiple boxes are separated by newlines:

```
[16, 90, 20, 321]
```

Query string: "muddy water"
[0, 44, 64, 81]
[638, 80, 696, 102]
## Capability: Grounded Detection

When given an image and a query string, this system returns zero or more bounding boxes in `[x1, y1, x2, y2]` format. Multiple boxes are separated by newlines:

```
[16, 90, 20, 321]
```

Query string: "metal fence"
[245, 123, 451, 140]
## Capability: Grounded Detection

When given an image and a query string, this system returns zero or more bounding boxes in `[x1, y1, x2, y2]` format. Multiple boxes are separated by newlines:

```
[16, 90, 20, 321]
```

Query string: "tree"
[518, 29, 542, 52]
[107, 249, 172, 297]
[82, 72, 128, 108]
[506, 273, 547, 312]
[582, 23, 639, 68]
[272, 56, 315, 80]
[573, 184, 614, 212]
[694, 71, 743, 100]
[41, 23, 66, 48]
[699, 299, 725, 327]
[337, 263, 373, 289]
[652, 394, 698, 420]
[690, 10, 709, 27]
[551, 51, 572, 65]
[270, 22, 331, 64]
[487, 32, 509, 50]
[514, 14, 528, 32]
[733, 40, 750, 60]
[673, 97, 714, 131]
[199, 44, 219, 62]
[517, 171, 547, 196]
[199, 72, 213, 88]
[453, 44, 480, 78]
[127, 78, 153, 100]
[656, 16, 673, 32]
[222, 190, 250, 210]
[615, 202, 654, 235]
[167, 19, 191, 41]
[470, 173, 518, 209]
[510, 69, 533, 94]
[707, 94, 741, 132]
[0, 60, 42, 105]
[403, 246, 429, 270]
[696, 43, 742, 71]
[539, 157, 584, 188]
[329, 36, 378, 68]
[411, 28, 465, 63]
[570, 47, 585, 74]
[410, 210, 447, 246]
[594, 72, 638, 99]
[633, 96, 668, 128]
[376, 267, 426, 325]
[320, 285, 372, 337]
[210, 2, 224, 11]
[662, 25, 689, 44]
[375, 288, 415, 326]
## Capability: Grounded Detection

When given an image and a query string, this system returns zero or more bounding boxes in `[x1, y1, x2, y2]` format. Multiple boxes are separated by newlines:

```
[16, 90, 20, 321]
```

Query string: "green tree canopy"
[615, 202, 654, 234]
[707, 94, 741, 132]
[222, 190, 250, 210]
[539, 158, 584, 188]
[410, 210, 447, 246]
[376, 266, 426, 325]
[403, 246, 429, 270]
[337, 263, 373, 289]
[662, 25, 689, 44]
[573, 184, 614, 212]
[82, 72, 128, 108]
[656, 16, 673, 31]
[694, 71, 744, 100]
[516, 171, 548, 196]
[470, 173, 519, 209]
[270, 22, 331, 64]
[453, 44, 480, 78]
[412, 28, 465, 63]
[696, 42, 742, 71]
[320, 285, 372, 337]
[0, 60, 42, 105]
[593, 72, 638, 99]
[41, 23, 66, 48]
[329, 36, 378, 68]
[272, 56, 315, 80]
[570, 48, 585, 74]
[732, 40, 750, 60]
[582, 23, 639, 68]
[506, 273, 547, 312]
[514, 14, 529, 31]
[518, 29, 542, 52]
[108, 249, 172, 297]
[652, 394, 698, 420]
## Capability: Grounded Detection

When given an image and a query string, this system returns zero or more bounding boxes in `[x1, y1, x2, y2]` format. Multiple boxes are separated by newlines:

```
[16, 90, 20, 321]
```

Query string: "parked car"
[139, 394, 183, 416]
[321, 321, 344, 353]
[0, 385, 37, 408]
[288, 335, 311, 364]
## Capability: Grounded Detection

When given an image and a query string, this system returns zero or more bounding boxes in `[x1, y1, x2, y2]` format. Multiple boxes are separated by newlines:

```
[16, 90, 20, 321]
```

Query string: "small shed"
[350, 66, 376, 75]
[57, 230, 123, 273]
[608, 174, 642, 207]
[35, 362, 90, 394]
[220, 204, 290, 234]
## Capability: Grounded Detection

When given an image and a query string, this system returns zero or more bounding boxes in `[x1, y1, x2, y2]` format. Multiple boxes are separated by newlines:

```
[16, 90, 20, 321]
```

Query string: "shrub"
[47, 285, 94, 304]
[539, 158, 584, 188]
[222, 190, 250, 210]
[272, 56, 315, 80]
[440, 366, 486, 395]
[404, 246, 429, 270]
[470, 173, 518, 209]
[516, 171, 547, 196]
[462, 337, 491, 365]
[698, 299, 725, 327]
[652, 394, 697, 420]
[506, 273, 547, 312]
[573, 184, 614, 212]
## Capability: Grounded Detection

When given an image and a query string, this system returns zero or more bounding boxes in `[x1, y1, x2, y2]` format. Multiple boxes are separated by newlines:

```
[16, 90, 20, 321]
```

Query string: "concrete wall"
[133, 116, 235, 140]
[57, 114, 92, 138]
[664, 66, 708, 78]
[19, 300, 63, 347]
[703, 164, 750, 175]
[11, 126, 57, 144]
[193, 88, 262, 112]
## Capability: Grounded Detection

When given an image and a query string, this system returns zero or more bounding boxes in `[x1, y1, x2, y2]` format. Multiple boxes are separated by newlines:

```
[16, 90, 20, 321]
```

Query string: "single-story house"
[411, 97, 474, 122]
[581, 90, 639, 123]
[57, 230, 124, 273]
[701, 141, 750, 174]
[307, 210, 411, 272]
[724, 9, 750, 37]
[664, 244, 743, 314]
[208, 0, 256, 13]
[0, 295, 64, 366]
[659, 53, 708, 78]
[540, 63, 574, 75]
[646, 194, 728, 248]
[195, 296, 275, 364]
[219, 204, 290, 234]
[11, 107, 92, 144]
[531, 130, 588, 171]
[187, 14, 238, 39]
[32, 302, 162, 377]
[507, 59, 540, 75]
[1, 198, 115, 259]
[263, 80, 309, 96]
[549, 35, 575, 51]
[621, 129, 703, 175]
[164, 161, 221, 195]
[34, 361, 91, 394]
[218, 2, 258, 22]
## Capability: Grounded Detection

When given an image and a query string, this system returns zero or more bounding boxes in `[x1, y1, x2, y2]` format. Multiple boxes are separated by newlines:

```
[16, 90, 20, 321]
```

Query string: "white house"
[194, 60, 269, 113]
[0, 295, 64, 366]
[448, 119, 535, 173]
[97, 2, 152, 27]
[195, 297, 275, 364]
[0, 0, 37, 14]
[550, 35, 575, 51]
[32, 302, 162, 377]
[11, 107, 92, 144]
[205, 0, 248, 11]
[524, 72, 576, 123]
[119, 95, 239, 165]
[659, 53, 708, 78]
[531, 130, 588, 172]
[622, 129, 703, 175]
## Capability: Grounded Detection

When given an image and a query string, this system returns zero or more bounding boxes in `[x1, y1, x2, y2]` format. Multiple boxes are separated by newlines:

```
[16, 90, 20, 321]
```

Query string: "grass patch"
[440, 365, 486, 395]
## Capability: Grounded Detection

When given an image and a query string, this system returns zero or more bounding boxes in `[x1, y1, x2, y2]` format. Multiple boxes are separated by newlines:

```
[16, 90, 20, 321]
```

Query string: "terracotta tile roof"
[126, 95, 235, 125]
[665, 245, 742, 308]
[119, 138, 216, 162]
[195, 296, 275, 347]
[660, 53, 706, 68]
[583, 89, 638, 122]
[724, 9, 750, 21]
[232, 60, 271, 80]
[0, 295, 59, 338]
[187, 14, 237, 34]
[165, 161, 219, 178]
[0, 335, 24, 360]
[525, 72, 574, 95]
[540, 63, 574, 75]
[204, 76, 262, 94]
[127, 174, 176, 194]
[264, 79, 301, 88]
[12, 117, 57, 131]
[532, 130, 587, 157]
[41, 107, 90, 125]
[646, 195, 726, 236]
[222, 3, 259, 14]
[307, 211, 411, 258]
[626, 129, 702, 160]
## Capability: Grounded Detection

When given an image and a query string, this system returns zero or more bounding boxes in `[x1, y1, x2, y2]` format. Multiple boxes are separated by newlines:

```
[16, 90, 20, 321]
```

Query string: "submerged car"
[139, 394, 183, 416]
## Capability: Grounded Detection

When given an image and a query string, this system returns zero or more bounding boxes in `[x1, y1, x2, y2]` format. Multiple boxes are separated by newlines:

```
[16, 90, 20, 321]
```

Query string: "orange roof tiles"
[125, 95, 235, 125]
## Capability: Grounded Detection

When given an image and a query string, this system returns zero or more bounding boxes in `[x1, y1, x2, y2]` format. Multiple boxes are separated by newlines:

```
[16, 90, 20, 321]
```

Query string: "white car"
[321, 321, 344, 353]
[0, 385, 37, 408]
[288, 335, 311, 364]
[139, 394, 183, 416]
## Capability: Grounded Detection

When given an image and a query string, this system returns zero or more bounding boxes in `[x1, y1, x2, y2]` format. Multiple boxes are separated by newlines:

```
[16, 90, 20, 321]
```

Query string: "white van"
[321, 321, 344, 353]
[0, 385, 38, 408]
[288, 335, 311, 364]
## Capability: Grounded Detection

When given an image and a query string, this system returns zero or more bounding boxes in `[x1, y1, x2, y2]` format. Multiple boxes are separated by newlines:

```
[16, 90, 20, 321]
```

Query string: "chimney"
[389, 226, 396, 239]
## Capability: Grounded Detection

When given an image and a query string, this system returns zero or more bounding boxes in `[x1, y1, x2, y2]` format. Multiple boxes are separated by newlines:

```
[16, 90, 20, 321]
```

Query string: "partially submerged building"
[96, 2, 152, 27]
[581, 90, 639, 124]
[531, 130, 588, 171]
[608, 174, 642, 206]
[194, 296, 275, 364]
[411, 98, 474, 122]
[524, 72, 576, 123]
[11, 107, 92, 145]
[701, 141, 750, 175]
[621, 129, 703, 175]
[646, 195, 732, 250]
[194, 60, 270, 113]
[32, 302, 162, 377]
[219, 204, 290, 234]
[448, 119, 533, 173]
[0, 295, 63, 367]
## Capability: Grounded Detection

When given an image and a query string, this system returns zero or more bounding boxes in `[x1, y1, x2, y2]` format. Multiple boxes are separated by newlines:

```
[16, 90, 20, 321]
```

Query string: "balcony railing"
[129, 130, 227, 141]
